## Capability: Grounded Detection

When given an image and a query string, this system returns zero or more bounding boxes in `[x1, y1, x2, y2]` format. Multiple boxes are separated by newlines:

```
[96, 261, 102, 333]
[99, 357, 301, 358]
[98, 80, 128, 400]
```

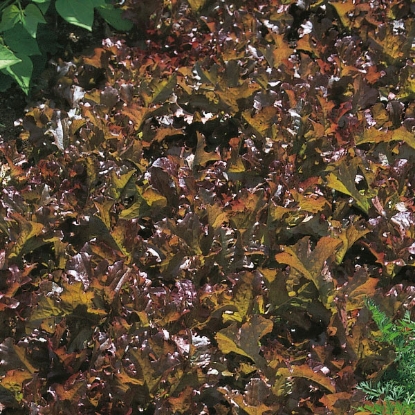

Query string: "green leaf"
[167, 213, 204, 255]
[194, 61, 218, 84]
[33, 0, 52, 14]
[3, 23, 41, 56]
[0, 370, 33, 402]
[97, 6, 133, 31]
[213, 226, 236, 272]
[216, 325, 251, 358]
[110, 220, 134, 260]
[141, 187, 167, 208]
[0, 45, 21, 70]
[354, 127, 393, 145]
[5, 53, 33, 94]
[0, 5, 21, 33]
[391, 127, 415, 150]
[355, 126, 415, 150]
[92, 199, 113, 231]
[55, 0, 103, 31]
[206, 203, 228, 231]
[22, 4, 46, 38]
[0, 71, 13, 91]
[216, 80, 260, 114]
[60, 281, 105, 317]
[119, 198, 147, 219]
[397, 65, 415, 101]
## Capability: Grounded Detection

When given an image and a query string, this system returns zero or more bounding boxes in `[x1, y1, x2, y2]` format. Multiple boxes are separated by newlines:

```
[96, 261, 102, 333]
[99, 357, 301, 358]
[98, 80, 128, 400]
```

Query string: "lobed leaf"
[216, 315, 273, 363]
[326, 156, 374, 214]
[279, 364, 335, 393]
[275, 236, 342, 311]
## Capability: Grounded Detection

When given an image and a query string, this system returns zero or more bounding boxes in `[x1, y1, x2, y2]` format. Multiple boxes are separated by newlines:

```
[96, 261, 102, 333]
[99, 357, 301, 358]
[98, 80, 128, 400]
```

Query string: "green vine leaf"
[4, 53, 33, 94]
[0, 5, 21, 33]
[22, 4, 46, 38]
[96, 5, 133, 31]
[0, 45, 21, 70]
[3, 23, 41, 56]
[55, 0, 104, 31]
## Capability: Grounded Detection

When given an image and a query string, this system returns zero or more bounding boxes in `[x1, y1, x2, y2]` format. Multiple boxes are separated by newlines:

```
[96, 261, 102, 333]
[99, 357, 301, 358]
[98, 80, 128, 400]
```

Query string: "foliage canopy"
[1, 0, 415, 413]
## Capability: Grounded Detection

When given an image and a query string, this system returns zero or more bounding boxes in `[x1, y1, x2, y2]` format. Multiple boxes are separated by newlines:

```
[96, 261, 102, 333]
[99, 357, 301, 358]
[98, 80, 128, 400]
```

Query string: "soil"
[0, 86, 27, 142]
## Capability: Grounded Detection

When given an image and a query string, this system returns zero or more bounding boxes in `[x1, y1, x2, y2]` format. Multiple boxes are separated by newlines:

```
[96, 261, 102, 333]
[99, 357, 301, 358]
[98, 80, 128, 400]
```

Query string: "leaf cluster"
[0, 0, 132, 94]
[1, 0, 415, 414]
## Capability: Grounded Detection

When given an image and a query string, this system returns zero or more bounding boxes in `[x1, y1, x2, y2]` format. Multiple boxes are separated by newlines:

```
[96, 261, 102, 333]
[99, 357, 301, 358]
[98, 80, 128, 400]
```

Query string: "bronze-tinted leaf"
[141, 73, 177, 107]
[342, 268, 379, 312]
[279, 363, 335, 393]
[326, 156, 374, 214]
[331, 0, 356, 29]
[0, 370, 33, 402]
[242, 106, 279, 138]
[331, 218, 370, 264]
[7, 213, 44, 260]
[261, 34, 293, 68]
[275, 236, 342, 311]
[0, 338, 37, 374]
[216, 315, 273, 363]
[193, 132, 221, 168]
[122, 105, 151, 131]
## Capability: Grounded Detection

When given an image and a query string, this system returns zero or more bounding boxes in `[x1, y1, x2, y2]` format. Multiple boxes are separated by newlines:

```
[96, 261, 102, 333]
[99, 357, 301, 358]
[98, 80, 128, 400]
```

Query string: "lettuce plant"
[2, 0, 415, 412]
